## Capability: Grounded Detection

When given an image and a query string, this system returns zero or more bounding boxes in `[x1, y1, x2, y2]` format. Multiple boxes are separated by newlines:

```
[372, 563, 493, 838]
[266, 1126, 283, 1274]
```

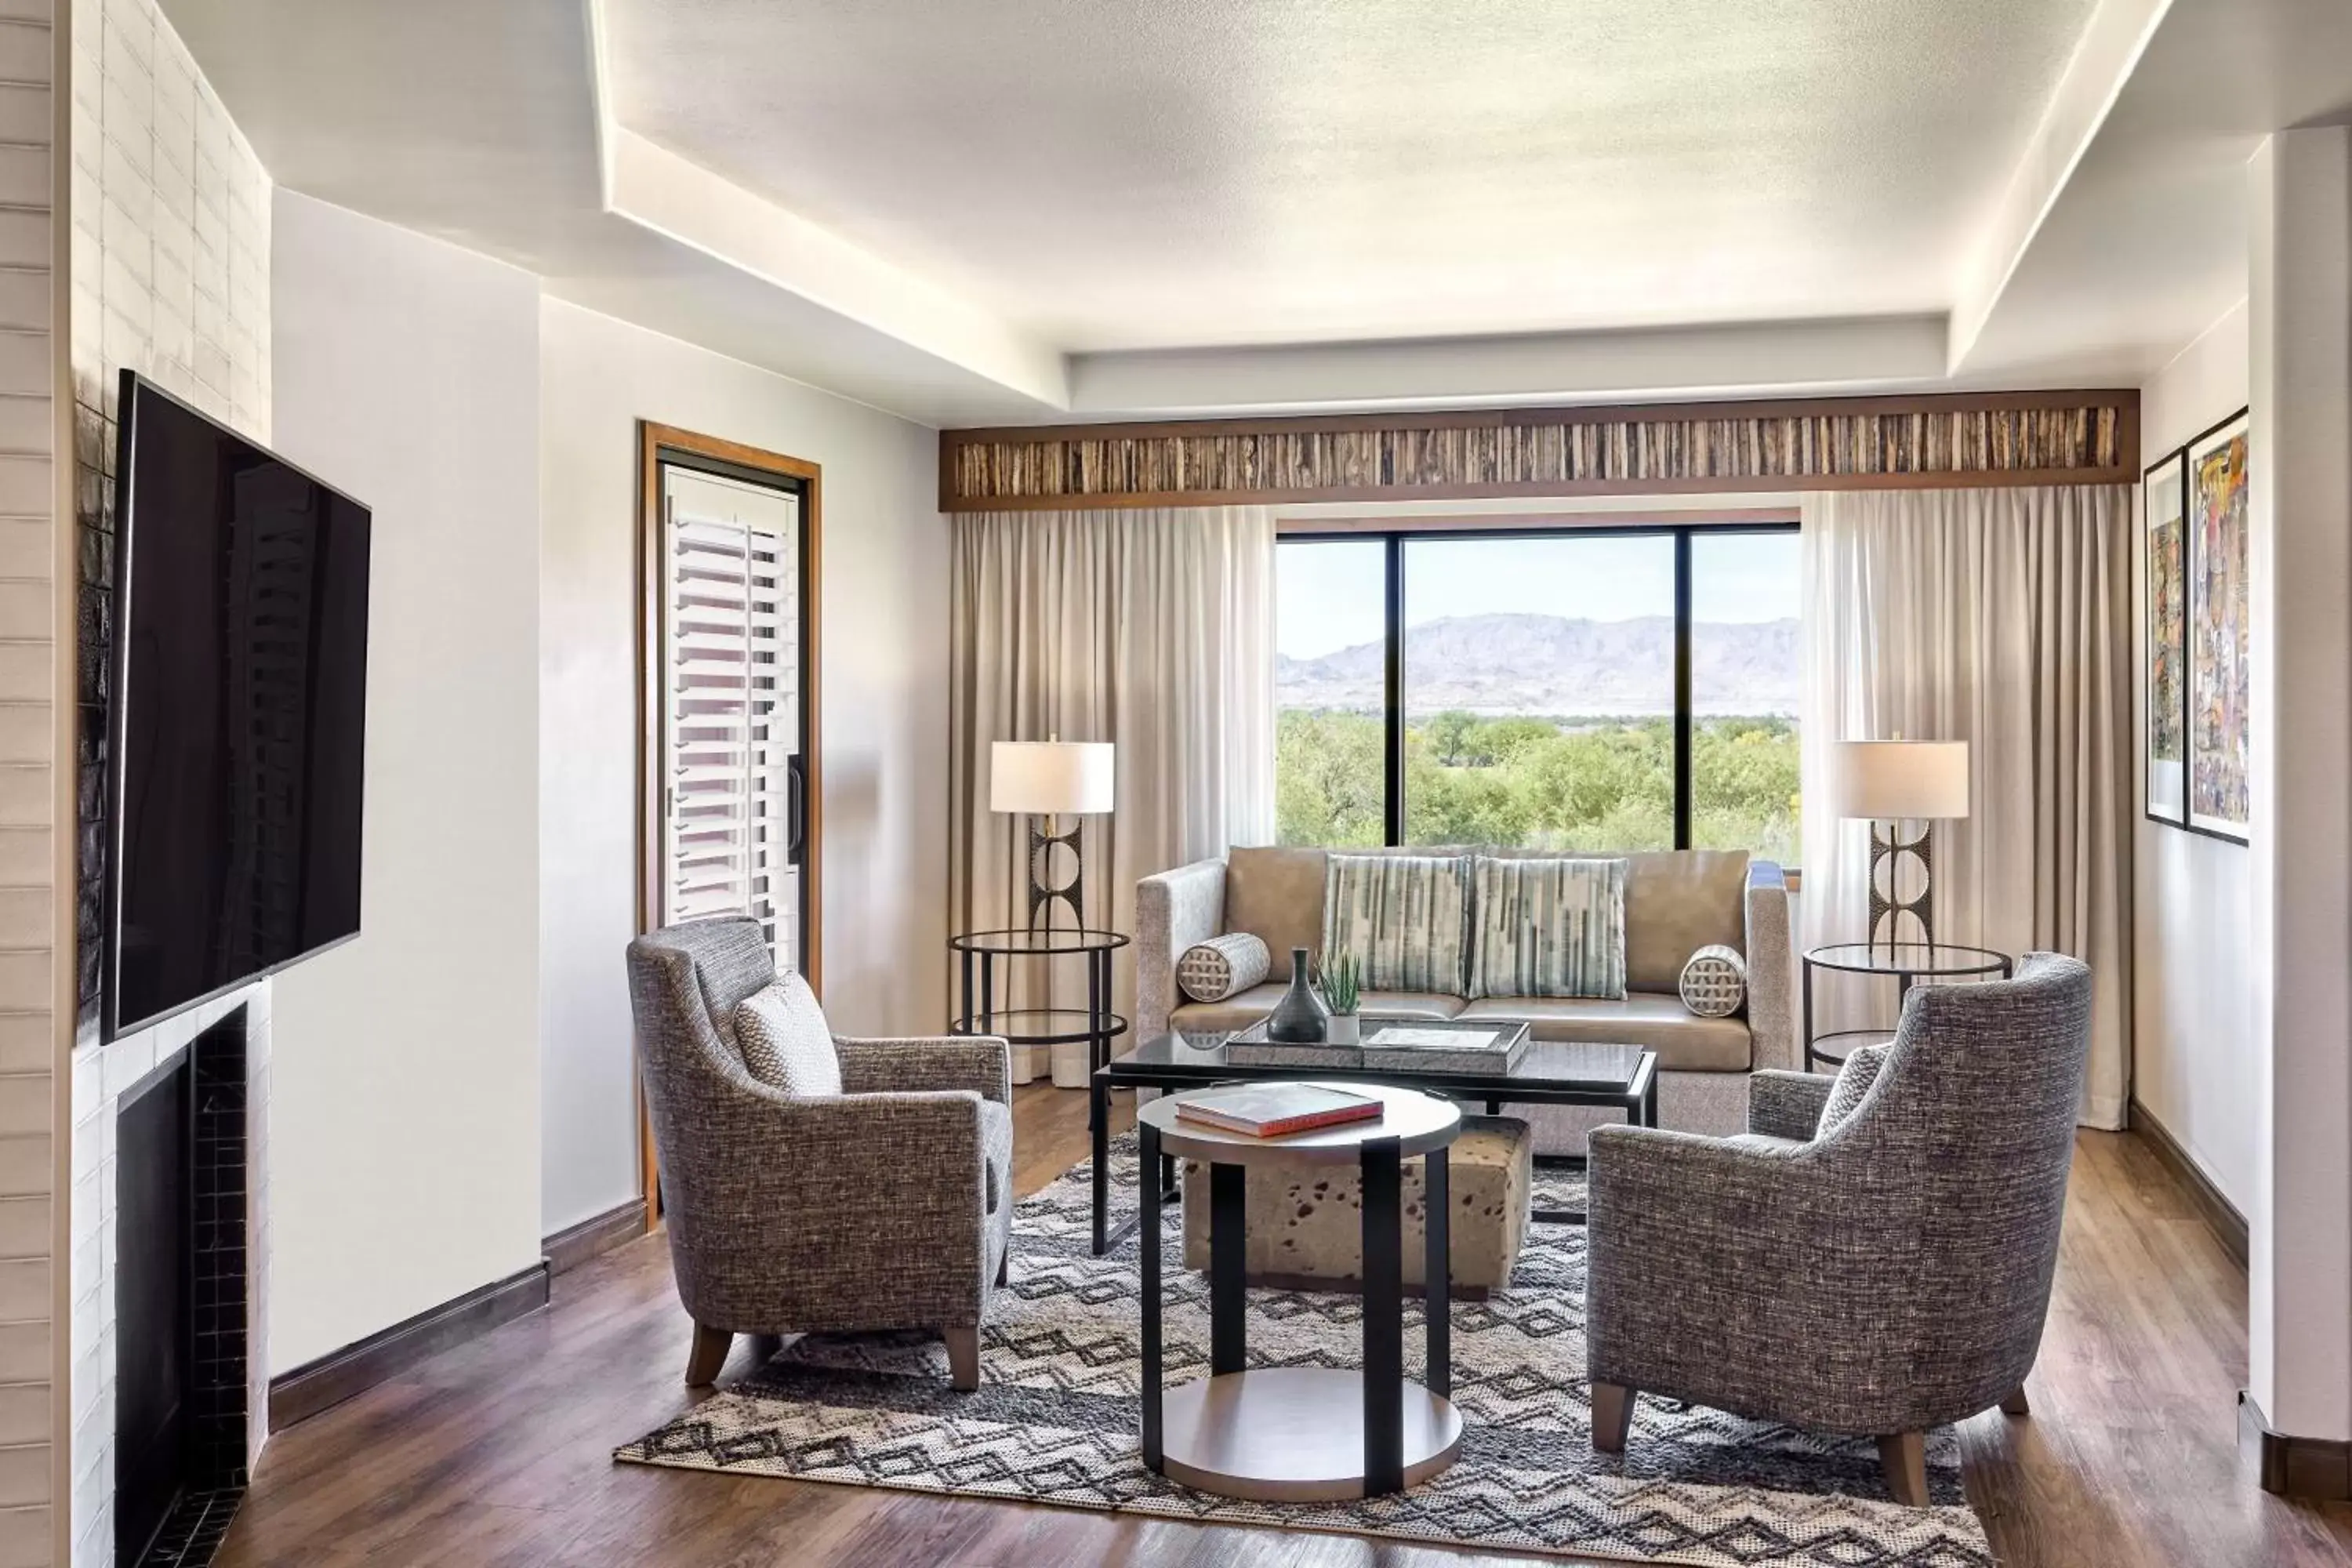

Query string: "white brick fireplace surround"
[67, 986, 269, 1565]
[58, 0, 274, 1561]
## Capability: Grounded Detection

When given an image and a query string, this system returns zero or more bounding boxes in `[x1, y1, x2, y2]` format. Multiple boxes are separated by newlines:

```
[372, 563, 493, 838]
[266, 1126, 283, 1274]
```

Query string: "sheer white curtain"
[1800, 485, 2132, 1127]
[949, 507, 1276, 1051]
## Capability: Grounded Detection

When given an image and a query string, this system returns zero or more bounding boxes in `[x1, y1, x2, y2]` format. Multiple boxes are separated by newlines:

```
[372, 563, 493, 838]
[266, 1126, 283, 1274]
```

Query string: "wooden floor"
[219, 1087, 2352, 1567]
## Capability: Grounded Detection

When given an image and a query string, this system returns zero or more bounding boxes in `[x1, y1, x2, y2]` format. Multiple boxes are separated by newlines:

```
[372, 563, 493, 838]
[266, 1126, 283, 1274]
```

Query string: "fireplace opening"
[112, 1004, 250, 1568]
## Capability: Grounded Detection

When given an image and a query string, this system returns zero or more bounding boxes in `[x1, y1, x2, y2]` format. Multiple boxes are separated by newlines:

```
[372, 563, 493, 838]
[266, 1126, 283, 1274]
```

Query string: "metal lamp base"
[1867, 820, 1936, 949]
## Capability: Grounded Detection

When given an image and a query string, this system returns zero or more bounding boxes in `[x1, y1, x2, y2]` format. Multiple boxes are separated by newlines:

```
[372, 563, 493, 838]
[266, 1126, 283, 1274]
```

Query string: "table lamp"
[991, 736, 1115, 930]
[1831, 738, 1969, 948]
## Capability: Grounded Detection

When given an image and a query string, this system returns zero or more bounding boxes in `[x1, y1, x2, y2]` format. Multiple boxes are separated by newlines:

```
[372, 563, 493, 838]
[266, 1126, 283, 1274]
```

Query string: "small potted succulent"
[1319, 951, 1364, 1046]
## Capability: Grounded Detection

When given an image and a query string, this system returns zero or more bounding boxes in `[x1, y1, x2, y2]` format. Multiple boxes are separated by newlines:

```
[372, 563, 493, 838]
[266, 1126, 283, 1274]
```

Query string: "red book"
[1172, 1084, 1384, 1138]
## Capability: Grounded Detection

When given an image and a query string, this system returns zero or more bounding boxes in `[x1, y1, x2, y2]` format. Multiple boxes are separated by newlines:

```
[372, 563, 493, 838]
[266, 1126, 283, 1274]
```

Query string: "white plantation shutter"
[664, 473, 800, 967]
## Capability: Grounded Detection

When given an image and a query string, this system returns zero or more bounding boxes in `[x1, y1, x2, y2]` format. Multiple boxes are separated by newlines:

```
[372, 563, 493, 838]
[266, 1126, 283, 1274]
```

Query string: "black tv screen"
[105, 371, 372, 1040]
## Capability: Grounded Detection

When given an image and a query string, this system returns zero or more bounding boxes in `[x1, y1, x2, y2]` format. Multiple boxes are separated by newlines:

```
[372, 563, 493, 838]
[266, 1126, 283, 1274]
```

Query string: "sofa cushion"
[1177, 932, 1271, 1003]
[1620, 850, 1751, 993]
[732, 976, 842, 1095]
[1679, 942, 1748, 1018]
[1224, 846, 1329, 981]
[1170, 983, 1464, 1034]
[1468, 856, 1627, 1000]
[1323, 852, 1474, 995]
[1456, 992, 1752, 1072]
[1820, 1044, 1889, 1135]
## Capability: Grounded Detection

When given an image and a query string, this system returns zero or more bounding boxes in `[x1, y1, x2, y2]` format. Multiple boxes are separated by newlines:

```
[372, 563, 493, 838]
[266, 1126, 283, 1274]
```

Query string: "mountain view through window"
[1274, 528, 1800, 862]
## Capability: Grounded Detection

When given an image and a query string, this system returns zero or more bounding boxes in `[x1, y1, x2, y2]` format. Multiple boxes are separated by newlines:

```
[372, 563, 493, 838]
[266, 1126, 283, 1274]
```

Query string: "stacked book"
[1171, 1083, 1385, 1138]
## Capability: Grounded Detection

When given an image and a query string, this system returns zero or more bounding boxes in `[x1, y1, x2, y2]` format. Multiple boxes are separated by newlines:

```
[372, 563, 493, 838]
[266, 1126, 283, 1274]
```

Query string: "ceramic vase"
[1266, 948, 1330, 1042]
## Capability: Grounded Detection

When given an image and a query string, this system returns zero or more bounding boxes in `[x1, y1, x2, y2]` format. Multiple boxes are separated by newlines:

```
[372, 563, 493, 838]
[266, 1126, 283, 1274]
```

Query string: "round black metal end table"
[1802, 941, 2013, 1071]
[1134, 1082, 1464, 1501]
[949, 927, 1130, 1078]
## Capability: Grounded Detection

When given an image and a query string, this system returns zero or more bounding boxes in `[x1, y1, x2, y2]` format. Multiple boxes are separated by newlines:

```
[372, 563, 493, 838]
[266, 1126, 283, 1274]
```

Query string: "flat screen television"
[103, 370, 372, 1040]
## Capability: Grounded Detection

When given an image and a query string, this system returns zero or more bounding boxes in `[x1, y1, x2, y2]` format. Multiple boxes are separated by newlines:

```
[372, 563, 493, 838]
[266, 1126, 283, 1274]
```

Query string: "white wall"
[537, 298, 949, 1236]
[2246, 125, 2352, 1445]
[267, 191, 543, 1372]
[2132, 298, 2256, 1210]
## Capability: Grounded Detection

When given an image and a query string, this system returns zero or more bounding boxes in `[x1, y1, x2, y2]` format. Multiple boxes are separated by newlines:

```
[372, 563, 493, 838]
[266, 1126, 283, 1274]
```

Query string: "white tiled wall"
[60, 0, 268, 1562]
[0, 0, 56, 1560]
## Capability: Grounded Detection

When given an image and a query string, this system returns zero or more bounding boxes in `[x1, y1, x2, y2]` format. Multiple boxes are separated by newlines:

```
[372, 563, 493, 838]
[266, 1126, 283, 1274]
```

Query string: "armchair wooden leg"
[944, 1326, 981, 1391]
[1998, 1385, 2030, 1416]
[684, 1323, 732, 1387]
[1878, 1432, 1929, 1506]
[1591, 1382, 1635, 1454]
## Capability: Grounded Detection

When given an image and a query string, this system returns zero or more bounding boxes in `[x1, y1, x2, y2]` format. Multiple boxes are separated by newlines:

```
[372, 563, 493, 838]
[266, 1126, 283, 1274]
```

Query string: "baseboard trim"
[2241, 1391, 2352, 1500]
[2126, 1098, 2249, 1269]
[543, 1198, 652, 1277]
[269, 1261, 551, 1430]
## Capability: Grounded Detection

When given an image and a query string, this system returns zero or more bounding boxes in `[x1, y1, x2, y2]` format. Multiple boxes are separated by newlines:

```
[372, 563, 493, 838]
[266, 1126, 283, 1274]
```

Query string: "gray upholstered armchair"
[1584, 951, 2092, 1504]
[625, 917, 1014, 1391]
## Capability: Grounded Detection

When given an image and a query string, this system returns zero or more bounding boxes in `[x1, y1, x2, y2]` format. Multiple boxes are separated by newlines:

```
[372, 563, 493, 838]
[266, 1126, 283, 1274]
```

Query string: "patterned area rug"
[617, 1135, 1993, 1567]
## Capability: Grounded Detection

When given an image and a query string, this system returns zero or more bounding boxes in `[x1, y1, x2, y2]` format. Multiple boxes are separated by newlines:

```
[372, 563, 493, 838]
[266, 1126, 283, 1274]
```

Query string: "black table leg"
[1141, 1120, 1163, 1471]
[1210, 1162, 1247, 1374]
[979, 953, 994, 1036]
[1802, 956, 1816, 1072]
[1088, 947, 1105, 1074]
[959, 947, 974, 1033]
[1089, 1069, 1112, 1256]
[1360, 1135, 1404, 1494]
[1425, 1146, 1450, 1399]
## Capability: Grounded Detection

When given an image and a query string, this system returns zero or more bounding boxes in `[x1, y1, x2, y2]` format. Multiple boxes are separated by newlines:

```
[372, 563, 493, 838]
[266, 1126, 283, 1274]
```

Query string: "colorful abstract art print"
[2143, 452, 2187, 826]
[2186, 411, 2250, 842]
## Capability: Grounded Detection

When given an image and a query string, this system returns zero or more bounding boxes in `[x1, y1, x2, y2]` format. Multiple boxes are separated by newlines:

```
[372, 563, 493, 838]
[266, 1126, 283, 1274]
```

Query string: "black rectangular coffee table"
[1087, 1030, 1657, 1256]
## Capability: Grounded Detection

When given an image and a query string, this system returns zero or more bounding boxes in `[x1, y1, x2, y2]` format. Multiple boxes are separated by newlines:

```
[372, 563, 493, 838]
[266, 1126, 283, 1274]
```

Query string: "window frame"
[1275, 518, 1802, 852]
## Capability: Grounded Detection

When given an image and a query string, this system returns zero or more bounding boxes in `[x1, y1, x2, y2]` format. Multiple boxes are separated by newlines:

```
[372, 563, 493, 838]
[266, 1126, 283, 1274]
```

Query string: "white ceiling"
[158, 0, 2352, 426]
[610, 0, 2096, 353]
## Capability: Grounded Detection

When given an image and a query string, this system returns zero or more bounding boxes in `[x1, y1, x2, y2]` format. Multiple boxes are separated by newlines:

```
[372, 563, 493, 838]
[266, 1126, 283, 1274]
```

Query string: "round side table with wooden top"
[1134, 1082, 1464, 1501]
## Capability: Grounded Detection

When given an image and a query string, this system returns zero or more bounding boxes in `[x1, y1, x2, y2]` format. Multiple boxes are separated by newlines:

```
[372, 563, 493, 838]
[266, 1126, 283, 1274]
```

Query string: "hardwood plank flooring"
[220, 1087, 2352, 1566]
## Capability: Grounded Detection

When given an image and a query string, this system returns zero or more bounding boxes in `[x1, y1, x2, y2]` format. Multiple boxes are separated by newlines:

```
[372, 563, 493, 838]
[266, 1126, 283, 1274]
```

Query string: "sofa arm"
[663, 1079, 994, 1334]
[1748, 1069, 1832, 1141]
[1744, 860, 1796, 1072]
[836, 1035, 1011, 1104]
[1136, 856, 1228, 1040]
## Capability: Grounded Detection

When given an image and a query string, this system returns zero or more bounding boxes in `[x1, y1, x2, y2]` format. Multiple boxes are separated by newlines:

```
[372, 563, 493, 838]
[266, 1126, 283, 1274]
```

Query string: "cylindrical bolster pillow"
[1679, 943, 1748, 1018]
[1177, 933, 1272, 1003]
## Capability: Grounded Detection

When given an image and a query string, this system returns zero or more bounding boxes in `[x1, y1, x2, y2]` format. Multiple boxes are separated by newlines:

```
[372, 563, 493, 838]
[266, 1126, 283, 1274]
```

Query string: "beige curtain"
[1799, 485, 2132, 1127]
[949, 507, 1275, 1062]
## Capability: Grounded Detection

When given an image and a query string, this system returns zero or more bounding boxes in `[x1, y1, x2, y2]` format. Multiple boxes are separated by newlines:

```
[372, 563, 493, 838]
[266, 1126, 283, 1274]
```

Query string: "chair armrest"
[835, 1035, 1011, 1104]
[1748, 1069, 1832, 1140]
[1136, 856, 1229, 1040]
[1585, 1123, 1917, 1431]
[1744, 860, 1796, 1072]
[662, 1080, 994, 1333]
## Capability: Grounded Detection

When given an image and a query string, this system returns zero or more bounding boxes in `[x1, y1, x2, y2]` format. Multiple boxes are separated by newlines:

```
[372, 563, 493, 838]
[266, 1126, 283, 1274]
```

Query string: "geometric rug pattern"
[618, 1134, 1994, 1567]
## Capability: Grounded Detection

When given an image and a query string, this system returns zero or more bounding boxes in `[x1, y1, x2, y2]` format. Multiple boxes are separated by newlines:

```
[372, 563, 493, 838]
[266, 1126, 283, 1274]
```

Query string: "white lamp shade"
[1831, 739, 1969, 820]
[990, 740, 1115, 815]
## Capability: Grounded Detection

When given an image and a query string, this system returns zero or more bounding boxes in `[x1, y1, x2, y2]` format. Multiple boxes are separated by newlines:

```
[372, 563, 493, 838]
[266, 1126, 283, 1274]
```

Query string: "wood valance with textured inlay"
[938, 390, 2139, 511]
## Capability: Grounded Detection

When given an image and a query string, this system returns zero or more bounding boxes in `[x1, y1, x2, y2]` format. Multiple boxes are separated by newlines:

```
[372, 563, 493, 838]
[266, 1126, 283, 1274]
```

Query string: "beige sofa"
[1135, 846, 1794, 1149]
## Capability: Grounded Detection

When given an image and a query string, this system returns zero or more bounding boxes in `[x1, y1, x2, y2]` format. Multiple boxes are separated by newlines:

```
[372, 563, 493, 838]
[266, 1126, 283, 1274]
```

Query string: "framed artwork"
[2142, 450, 2187, 826]
[2185, 409, 2251, 844]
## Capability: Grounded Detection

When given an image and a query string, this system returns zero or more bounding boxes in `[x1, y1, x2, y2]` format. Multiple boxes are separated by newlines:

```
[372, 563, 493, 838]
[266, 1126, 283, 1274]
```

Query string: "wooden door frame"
[635, 421, 824, 1225]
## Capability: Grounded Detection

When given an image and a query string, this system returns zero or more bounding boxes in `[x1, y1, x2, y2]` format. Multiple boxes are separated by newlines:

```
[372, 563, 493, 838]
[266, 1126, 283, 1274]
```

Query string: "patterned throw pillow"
[1322, 854, 1474, 996]
[1176, 933, 1272, 1003]
[1818, 1044, 1889, 1136]
[1679, 943, 1748, 1018]
[1467, 857, 1627, 1000]
[732, 975, 842, 1097]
